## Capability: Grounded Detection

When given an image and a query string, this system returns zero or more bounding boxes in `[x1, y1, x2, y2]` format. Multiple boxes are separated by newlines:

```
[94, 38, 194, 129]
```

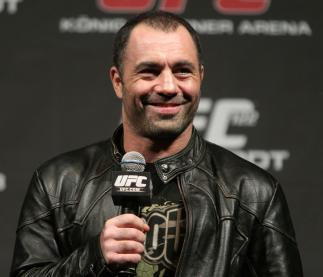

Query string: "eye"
[139, 68, 160, 76]
[174, 67, 192, 77]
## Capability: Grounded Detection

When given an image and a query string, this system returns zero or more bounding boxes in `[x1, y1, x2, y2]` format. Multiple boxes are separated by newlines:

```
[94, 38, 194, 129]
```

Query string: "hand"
[100, 214, 150, 265]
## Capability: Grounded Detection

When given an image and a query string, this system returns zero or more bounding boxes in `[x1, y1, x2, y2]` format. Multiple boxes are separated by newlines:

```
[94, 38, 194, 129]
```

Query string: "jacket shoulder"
[202, 141, 279, 211]
[35, 139, 114, 199]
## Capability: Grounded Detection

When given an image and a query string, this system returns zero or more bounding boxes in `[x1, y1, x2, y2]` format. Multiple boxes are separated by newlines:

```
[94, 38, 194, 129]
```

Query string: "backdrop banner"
[1, 0, 322, 275]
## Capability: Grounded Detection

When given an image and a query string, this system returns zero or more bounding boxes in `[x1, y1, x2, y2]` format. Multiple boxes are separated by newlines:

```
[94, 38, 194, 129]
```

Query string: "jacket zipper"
[175, 175, 192, 277]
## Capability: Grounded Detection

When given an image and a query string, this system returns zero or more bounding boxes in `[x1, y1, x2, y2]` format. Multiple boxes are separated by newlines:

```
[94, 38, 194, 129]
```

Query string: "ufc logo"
[194, 98, 259, 149]
[114, 175, 148, 188]
[215, 0, 270, 14]
[97, 0, 187, 13]
[0, 0, 23, 14]
[0, 172, 6, 192]
[97, 0, 269, 14]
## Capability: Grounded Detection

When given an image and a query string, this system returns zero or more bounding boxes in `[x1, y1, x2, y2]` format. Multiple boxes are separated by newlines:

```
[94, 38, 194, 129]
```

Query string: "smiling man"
[110, 20, 203, 162]
[11, 11, 303, 277]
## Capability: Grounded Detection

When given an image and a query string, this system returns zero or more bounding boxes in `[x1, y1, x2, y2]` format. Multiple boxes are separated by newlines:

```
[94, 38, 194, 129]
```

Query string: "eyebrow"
[134, 60, 197, 72]
[134, 62, 160, 72]
[173, 61, 196, 70]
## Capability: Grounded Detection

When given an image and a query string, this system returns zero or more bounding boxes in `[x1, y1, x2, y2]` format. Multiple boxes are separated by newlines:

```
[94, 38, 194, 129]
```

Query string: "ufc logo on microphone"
[114, 175, 148, 188]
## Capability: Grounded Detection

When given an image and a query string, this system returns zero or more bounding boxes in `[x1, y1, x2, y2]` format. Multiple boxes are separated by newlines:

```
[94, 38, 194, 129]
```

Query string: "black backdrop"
[1, 0, 322, 275]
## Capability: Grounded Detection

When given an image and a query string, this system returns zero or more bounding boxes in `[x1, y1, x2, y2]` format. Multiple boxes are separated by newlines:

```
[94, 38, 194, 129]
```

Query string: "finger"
[110, 227, 146, 243]
[108, 214, 149, 231]
[107, 253, 142, 264]
[116, 240, 145, 254]
[104, 240, 145, 255]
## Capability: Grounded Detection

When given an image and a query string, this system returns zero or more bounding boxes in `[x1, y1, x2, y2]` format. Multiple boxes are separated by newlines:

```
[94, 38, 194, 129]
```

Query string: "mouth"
[148, 103, 181, 107]
[141, 94, 189, 115]
[144, 102, 184, 115]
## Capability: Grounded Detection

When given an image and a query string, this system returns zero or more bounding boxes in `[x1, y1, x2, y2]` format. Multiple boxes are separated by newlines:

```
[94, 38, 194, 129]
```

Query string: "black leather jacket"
[11, 126, 303, 276]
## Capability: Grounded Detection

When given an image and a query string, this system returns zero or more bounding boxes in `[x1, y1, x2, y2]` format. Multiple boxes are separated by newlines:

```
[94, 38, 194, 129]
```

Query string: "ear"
[110, 66, 123, 99]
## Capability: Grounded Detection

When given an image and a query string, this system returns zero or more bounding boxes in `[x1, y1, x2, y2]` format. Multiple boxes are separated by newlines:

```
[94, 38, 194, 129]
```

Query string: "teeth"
[152, 103, 178, 107]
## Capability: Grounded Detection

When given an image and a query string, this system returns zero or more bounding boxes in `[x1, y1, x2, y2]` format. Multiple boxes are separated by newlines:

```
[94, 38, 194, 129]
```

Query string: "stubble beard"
[131, 102, 198, 141]
[122, 86, 200, 141]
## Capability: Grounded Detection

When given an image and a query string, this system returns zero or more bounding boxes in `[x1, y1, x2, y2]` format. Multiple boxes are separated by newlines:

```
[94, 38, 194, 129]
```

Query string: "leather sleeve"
[10, 172, 113, 277]
[247, 183, 303, 276]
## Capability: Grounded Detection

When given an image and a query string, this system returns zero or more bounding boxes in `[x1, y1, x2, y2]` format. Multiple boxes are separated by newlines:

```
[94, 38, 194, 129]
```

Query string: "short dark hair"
[112, 11, 203, 73]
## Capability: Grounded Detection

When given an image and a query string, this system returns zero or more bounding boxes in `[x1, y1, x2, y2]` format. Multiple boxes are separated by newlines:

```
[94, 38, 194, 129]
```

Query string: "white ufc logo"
[0, 172, 6, 192]
[114, 175, 148, 188]
[0, 0, 23, 14]
[194, 98, 259, 149]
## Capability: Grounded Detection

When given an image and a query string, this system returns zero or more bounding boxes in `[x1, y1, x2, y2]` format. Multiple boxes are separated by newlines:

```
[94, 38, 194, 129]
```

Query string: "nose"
[154, 69, 178, 95]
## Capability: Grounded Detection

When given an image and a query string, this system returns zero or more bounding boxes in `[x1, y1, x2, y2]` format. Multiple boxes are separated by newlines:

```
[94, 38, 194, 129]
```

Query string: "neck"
[122, 124, 193, 163]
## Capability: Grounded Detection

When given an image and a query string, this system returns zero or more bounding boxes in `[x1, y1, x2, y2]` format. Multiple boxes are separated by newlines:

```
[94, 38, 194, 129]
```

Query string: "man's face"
[111, 24, 204, 139]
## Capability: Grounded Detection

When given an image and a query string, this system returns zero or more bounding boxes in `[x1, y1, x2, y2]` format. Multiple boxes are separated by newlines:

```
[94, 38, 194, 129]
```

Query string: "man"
[11, 11, 303, 276]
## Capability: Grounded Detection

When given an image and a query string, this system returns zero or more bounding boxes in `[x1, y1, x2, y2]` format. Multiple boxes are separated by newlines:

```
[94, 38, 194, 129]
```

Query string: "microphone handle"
[117, 203, 140, 276]
[116, 267, 136, 277]
[121, 203, 139, 215]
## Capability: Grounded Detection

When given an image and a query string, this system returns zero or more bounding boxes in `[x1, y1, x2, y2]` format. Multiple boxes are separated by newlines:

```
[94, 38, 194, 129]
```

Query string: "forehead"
[123, 23, 199, 65]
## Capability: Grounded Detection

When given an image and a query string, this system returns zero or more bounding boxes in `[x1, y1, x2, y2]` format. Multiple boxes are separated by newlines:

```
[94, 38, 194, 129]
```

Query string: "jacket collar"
[111, 125, 206, 183]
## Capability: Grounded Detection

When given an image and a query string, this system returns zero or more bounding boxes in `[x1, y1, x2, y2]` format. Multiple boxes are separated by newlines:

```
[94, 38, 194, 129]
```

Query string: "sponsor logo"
[215, 0, 270, 15]
[114, 175, 148, 191]
[59, 16, 312, 36]
[236, 20, 312, 36]
[0, 0, 23, 14]
[59, 16, 127, 34]
[194, 98, 290, 171]
[58, 0, 312, 36]
[97, 0, 187, 14]
[96, 0, 268, 15]
[112, 172, 151, 205]
[0, 172, 7, 192]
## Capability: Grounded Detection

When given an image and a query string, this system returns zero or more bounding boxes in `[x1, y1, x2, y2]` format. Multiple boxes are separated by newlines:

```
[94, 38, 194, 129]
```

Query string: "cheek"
[125, 83, 152, 100]
[181, 82, 201, 97]
[122, 88, 143, 110]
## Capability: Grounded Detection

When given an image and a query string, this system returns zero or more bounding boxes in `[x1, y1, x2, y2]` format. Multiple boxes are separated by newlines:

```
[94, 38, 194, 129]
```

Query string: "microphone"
[111, 151, 152, 276]
[112, 151, 152, 214]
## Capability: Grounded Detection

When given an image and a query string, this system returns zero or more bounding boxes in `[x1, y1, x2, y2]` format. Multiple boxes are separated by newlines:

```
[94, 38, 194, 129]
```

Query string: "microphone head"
[121, 151, 146, 172]
[112, 151, 151, 208]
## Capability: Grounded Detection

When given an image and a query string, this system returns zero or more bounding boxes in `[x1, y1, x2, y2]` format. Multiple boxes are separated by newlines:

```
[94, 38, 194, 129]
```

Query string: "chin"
[142, 120, 191, 140]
